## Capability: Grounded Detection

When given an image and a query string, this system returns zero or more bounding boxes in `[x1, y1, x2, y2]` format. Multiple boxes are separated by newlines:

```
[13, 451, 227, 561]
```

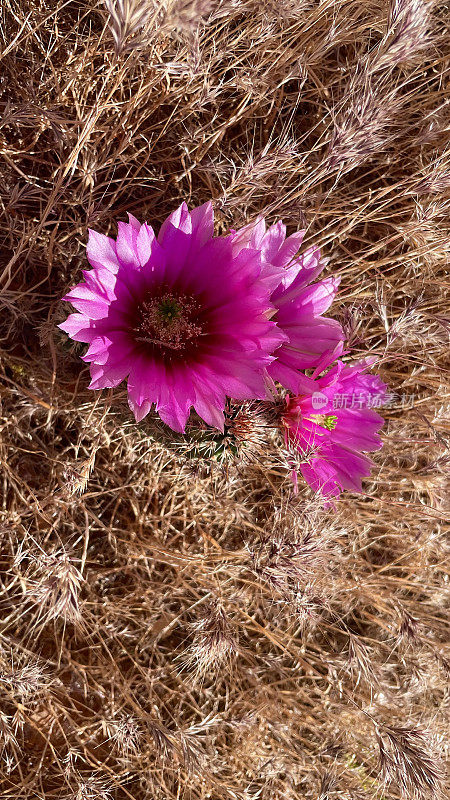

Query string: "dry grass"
[0, 1, 449, 798]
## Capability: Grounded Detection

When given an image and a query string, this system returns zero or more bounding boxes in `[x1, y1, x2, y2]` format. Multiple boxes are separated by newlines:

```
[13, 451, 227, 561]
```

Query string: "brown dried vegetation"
[0, 0, 449, 798]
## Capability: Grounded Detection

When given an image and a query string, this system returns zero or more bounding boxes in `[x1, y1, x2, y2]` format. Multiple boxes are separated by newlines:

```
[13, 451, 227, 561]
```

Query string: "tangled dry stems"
[0, 0, 449, 798]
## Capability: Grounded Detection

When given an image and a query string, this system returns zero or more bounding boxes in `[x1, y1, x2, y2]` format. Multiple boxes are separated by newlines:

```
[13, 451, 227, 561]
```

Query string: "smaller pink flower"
[281, 353, 387, 504]
[229, 217, 344, 395]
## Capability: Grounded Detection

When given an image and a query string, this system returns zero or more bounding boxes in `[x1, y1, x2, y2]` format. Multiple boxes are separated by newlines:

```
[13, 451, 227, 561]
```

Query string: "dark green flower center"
[157, 297, 182, 322]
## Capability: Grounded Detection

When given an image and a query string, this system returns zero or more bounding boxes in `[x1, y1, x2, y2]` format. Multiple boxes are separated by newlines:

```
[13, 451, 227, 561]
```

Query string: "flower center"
[308, 414, 338, 431]
[135, 292, 202, 352]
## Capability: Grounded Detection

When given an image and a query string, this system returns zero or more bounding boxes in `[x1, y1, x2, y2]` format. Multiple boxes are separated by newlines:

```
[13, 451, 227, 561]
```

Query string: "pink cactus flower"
[281, 352, 387, 503]
[59, 203, 286, 432]
[229, 217, 344, 394]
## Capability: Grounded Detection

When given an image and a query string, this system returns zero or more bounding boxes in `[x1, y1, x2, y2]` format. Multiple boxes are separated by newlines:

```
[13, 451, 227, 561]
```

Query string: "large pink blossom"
[229, 218, 344, 394]
[282, 353, 387, 503]
[59, 203, 286, 432]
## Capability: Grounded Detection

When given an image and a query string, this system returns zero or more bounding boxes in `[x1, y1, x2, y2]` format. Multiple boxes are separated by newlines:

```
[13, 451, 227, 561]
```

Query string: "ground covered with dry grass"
[0, 1, 449, 798]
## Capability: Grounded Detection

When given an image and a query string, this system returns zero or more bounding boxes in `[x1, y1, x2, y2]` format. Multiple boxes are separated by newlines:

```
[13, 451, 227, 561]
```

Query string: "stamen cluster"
[135, 293, 202, 352]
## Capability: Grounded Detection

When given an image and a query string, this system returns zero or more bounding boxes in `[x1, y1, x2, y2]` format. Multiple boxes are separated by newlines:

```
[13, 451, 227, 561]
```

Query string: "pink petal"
[277, 276, 340, 316]
[86, 229, 120, 273]
[158, 202, 192, 243]
[88, 359, 131, 390]
[116, 221, 139, 268]
[63, 285, 109, 319]
[189, 201, 214, 247]
[82, 267, 117, 301]
[260, 221, 286, 262]
[193, 388, 225, 431]
[128, 396, 152, 423]
[229, 217, 266, 255]
[127, 212, 141, 231]
[272, 230, 305, 268]
[136, 222, 156, 267]
[58, 313, 97, 343]
[268, 360, 317, 394]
